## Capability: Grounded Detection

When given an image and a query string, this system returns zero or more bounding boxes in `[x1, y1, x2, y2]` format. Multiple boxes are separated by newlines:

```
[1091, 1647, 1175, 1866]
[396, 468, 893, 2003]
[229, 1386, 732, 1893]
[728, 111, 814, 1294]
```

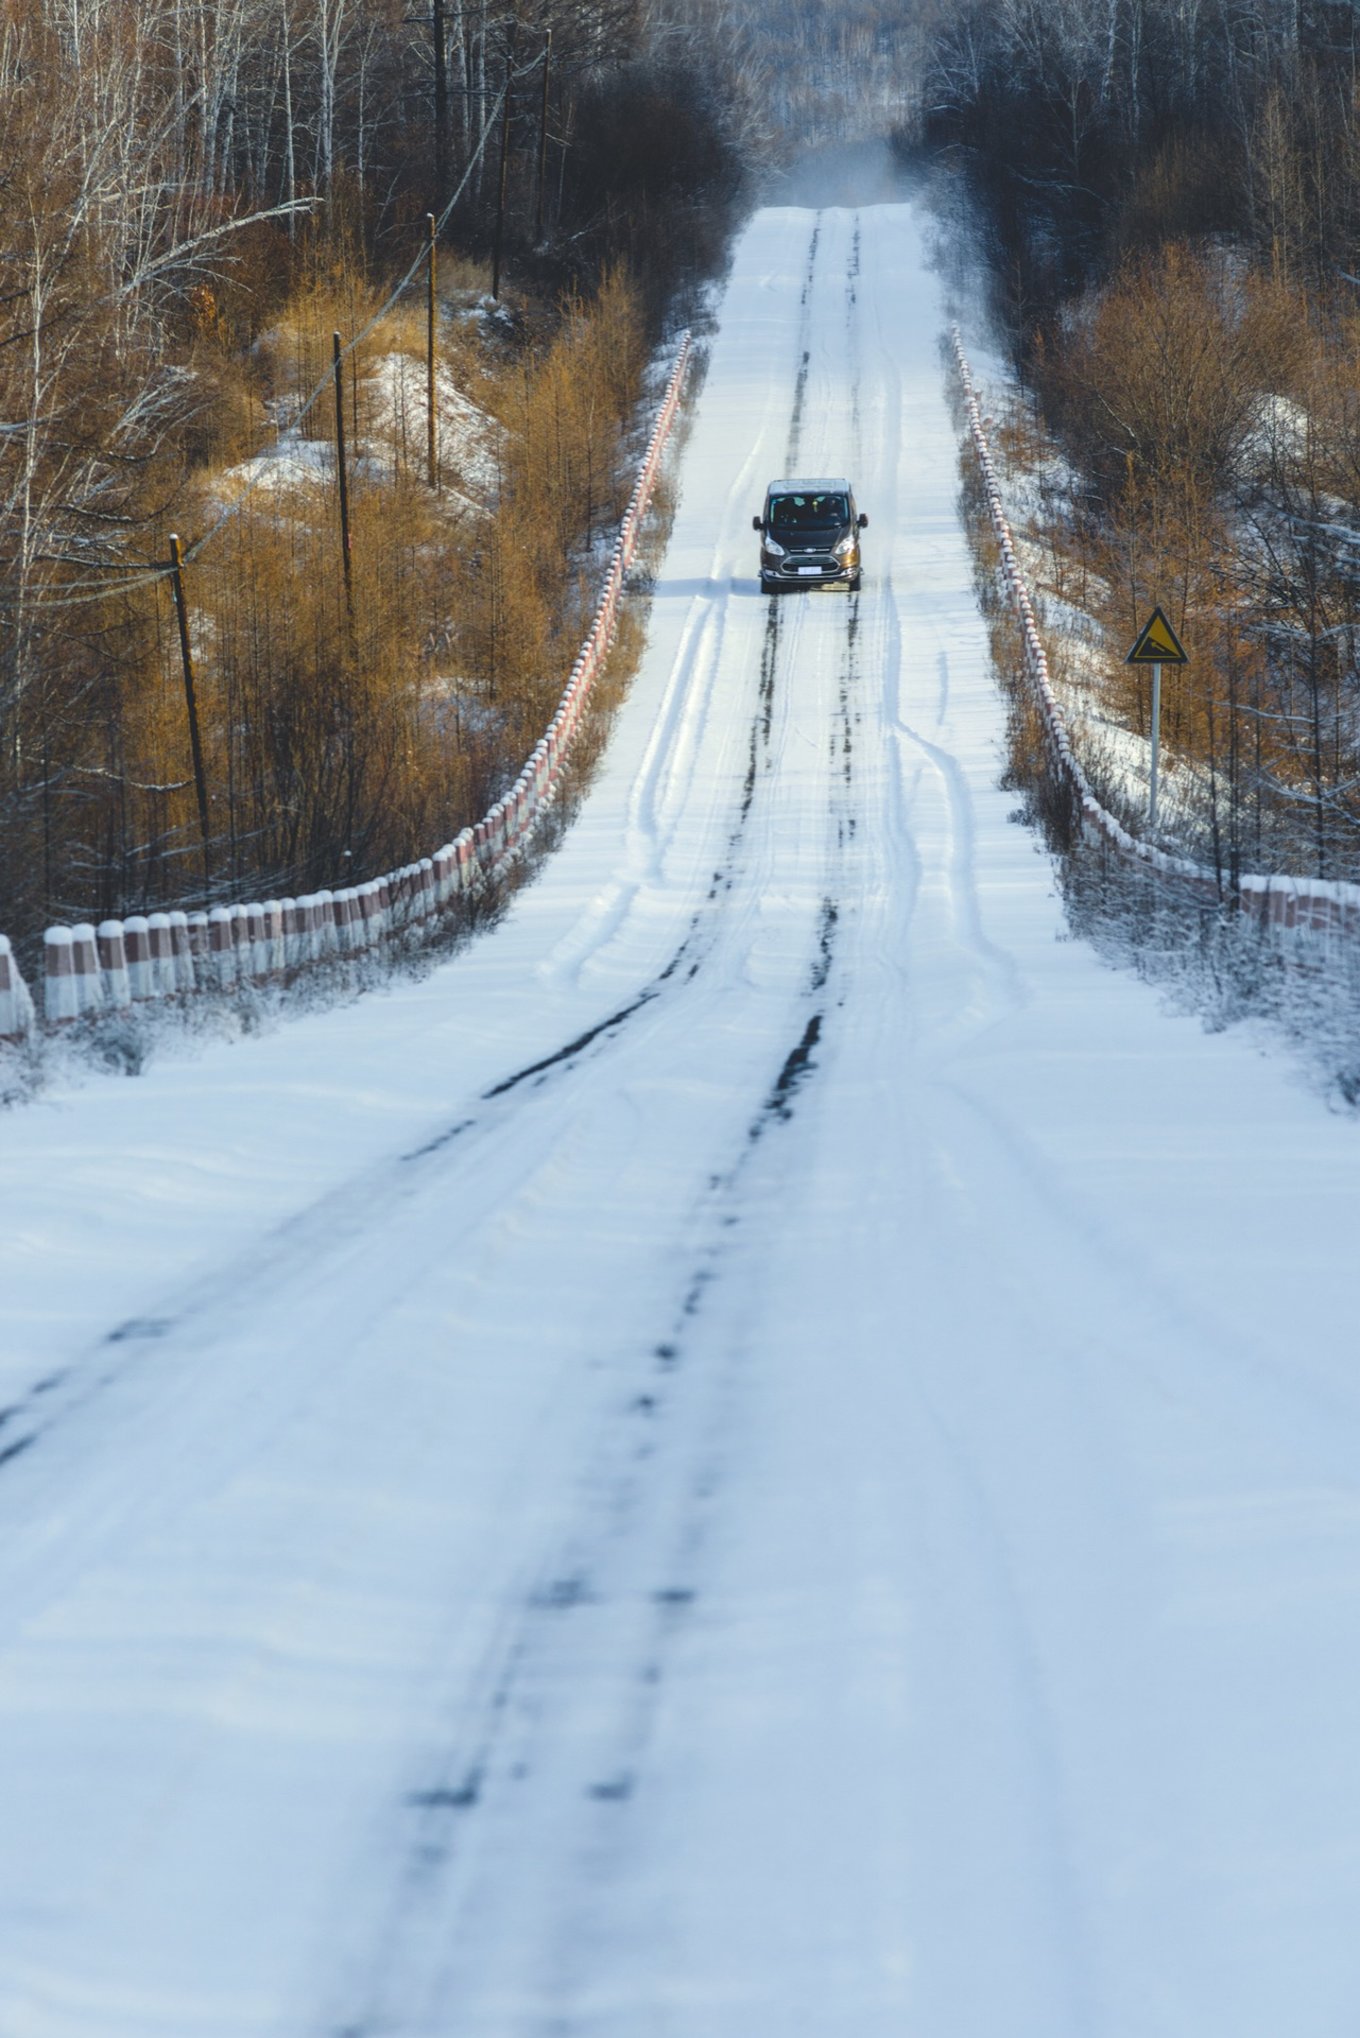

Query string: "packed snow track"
[3, 204, 1360, 2038]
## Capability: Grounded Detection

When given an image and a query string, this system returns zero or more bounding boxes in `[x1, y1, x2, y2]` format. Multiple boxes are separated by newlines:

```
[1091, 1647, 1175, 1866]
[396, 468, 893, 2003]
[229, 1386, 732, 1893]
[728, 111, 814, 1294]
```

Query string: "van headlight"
[833, 535, 858, 560]
[763, 536, 786, 558]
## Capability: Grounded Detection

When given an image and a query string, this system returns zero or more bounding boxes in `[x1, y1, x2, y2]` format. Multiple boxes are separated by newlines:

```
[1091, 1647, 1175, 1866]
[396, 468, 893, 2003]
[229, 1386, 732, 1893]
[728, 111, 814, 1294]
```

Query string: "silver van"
[753, 477, 867, 593]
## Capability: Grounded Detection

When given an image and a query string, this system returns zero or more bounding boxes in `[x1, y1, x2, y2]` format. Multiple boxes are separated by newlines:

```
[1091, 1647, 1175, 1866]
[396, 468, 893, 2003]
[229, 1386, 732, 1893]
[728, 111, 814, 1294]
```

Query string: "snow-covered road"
[3, 203, 1360, 2038]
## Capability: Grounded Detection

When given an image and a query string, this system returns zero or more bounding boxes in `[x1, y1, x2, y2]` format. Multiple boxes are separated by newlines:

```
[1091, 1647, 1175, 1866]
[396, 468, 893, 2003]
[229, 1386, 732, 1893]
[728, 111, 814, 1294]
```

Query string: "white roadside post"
[1127, 606, 1188, 832]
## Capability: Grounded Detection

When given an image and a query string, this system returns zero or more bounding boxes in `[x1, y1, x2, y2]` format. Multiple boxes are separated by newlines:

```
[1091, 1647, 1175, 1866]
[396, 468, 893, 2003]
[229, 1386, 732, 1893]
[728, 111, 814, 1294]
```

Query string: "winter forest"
[8, 0, 1360, 954]
[918, 0, 1360, 884]
[0, 0, 732, 950]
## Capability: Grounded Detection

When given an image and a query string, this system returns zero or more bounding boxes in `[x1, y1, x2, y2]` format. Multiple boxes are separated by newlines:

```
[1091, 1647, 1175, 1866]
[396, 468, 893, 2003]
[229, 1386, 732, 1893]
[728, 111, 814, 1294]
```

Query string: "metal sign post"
[1127, 606, 1188, 830]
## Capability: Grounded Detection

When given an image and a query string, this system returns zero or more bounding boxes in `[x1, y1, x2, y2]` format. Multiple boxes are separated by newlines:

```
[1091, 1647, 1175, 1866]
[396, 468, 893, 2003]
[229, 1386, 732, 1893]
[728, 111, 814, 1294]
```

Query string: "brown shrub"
[1043, 244, 1307, 498]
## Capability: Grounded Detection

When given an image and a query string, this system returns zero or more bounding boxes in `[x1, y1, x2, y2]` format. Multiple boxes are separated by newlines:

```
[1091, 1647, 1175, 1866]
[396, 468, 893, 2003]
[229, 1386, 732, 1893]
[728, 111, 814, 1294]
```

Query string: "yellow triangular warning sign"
[1126, 606, 1188, 665]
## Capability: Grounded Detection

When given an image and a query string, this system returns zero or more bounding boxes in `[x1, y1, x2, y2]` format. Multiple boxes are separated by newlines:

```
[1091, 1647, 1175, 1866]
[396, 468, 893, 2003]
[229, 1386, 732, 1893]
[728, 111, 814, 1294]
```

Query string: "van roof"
[766, 477, 852, 494]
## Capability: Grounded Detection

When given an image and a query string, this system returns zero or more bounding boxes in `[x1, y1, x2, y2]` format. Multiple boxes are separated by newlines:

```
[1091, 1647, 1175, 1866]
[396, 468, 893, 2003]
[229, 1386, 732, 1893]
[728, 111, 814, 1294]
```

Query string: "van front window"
[768, 493, 848, 531]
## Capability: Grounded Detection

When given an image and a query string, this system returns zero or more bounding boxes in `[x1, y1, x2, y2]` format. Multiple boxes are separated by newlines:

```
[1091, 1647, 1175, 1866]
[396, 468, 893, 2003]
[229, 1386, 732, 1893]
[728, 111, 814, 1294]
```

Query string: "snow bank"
[361, 350, 504, 505]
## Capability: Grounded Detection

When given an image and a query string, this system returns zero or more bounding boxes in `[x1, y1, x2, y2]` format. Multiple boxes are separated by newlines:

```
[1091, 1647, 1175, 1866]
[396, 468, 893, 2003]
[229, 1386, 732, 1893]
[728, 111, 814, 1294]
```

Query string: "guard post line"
[1127, 606, 1188, 828]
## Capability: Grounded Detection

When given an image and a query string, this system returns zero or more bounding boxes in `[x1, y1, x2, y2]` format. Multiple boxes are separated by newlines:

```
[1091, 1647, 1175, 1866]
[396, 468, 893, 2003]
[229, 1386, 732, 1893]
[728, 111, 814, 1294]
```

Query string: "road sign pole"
[1126, 610, 1185, 832]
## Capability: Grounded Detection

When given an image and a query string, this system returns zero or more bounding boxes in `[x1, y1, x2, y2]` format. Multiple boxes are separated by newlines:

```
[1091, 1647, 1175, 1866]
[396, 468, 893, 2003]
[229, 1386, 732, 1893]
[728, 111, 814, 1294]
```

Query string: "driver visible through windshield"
[768, 491, 848, 532]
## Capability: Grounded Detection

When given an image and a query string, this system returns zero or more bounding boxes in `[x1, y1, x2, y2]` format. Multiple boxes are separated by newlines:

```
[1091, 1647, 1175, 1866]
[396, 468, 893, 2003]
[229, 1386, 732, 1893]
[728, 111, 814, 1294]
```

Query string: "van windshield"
[768, 493, 848, 532]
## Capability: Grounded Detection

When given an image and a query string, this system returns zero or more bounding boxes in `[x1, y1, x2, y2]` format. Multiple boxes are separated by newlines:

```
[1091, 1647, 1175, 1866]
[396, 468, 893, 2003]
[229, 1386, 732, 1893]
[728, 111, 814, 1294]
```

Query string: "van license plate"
[797, 565, 822, 575]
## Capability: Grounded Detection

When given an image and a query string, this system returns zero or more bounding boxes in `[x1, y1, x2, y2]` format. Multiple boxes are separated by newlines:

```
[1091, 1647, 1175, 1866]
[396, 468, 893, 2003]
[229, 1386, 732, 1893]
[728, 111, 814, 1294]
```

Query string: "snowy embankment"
[1, 204, 1359, 2038]
[216, 351, 503, 513]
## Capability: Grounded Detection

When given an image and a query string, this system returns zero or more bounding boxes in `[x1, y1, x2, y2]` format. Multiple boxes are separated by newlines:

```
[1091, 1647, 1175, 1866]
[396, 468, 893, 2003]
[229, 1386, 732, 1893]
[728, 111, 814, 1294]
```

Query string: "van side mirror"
[858, 512, 868, 529]
[752, 514, 763, 532]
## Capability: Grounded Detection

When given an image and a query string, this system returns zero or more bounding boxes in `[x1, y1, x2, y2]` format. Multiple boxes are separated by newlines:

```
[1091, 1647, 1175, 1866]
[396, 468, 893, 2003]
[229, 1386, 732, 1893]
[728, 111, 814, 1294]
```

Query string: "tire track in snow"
[440, 210, 871, 2014]
[409, 214, 833, 1144]
[322, 214, 874, 2037]
[333, 979, 839, 2038]
[894, 710, 1028, 1044]
[844, 227, 1099, 2013]
[783, 215, 820, 475]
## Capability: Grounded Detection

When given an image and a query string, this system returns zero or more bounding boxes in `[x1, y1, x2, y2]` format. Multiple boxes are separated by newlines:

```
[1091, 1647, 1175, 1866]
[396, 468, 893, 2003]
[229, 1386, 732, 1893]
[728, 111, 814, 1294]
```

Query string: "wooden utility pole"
[432, 0, 449, 193]
[491, 60, 513, 300]
[168, 534, 212, 887]
[427, 213, 439, 491]
[535, 30, 552, 243]
[332, 331, 354, 615]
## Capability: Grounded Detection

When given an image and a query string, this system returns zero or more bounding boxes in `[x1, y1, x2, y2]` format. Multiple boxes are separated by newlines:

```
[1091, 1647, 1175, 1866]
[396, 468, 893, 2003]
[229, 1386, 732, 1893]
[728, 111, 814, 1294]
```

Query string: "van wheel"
[849, 573, 862, 593]
[761, 576, 777, 595]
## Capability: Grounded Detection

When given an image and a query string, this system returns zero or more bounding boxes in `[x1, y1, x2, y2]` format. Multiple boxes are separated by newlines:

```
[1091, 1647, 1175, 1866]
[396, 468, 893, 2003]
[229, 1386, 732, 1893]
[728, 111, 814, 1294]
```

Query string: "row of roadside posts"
[1126, 605, 1189, 829]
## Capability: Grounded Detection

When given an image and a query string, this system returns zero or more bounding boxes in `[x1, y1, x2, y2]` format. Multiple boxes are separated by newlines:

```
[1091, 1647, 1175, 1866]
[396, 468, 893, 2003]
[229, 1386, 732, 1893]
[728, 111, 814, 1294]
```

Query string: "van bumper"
[760, 554, 858, 590]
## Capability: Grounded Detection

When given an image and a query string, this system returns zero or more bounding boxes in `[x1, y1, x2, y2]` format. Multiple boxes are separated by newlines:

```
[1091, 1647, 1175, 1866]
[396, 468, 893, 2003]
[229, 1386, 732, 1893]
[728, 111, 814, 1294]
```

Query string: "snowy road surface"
[2, 204, 1360, 2038]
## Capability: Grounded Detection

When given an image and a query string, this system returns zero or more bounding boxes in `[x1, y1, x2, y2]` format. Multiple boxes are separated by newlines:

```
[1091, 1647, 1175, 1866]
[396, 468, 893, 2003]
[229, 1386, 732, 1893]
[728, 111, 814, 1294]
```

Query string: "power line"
[6, 91, 507, 613]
